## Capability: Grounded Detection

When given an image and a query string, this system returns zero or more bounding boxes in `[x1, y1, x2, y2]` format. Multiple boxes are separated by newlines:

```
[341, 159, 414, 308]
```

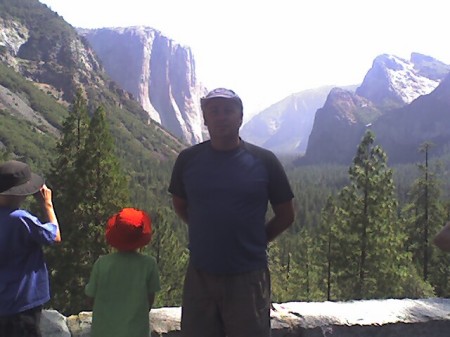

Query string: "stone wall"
[41, 298, 450, 337]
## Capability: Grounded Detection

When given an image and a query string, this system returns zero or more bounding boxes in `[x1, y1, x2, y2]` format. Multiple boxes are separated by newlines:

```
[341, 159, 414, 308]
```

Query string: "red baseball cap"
[105, 208, 152, 251]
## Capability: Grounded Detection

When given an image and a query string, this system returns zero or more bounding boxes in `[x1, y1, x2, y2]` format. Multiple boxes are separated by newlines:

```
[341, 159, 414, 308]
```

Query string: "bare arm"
[172, 195, 189, 224]
[434, 222, 450, 252]
[266, 199, 295, 242]
[34, 184, 61, 242]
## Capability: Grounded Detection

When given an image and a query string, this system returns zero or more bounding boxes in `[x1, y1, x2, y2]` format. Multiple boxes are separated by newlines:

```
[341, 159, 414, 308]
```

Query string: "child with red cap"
[85, 208, 160, 337]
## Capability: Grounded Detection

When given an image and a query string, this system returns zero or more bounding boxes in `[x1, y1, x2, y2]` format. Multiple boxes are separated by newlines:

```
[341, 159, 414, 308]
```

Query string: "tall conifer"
[333, 130, 418, 299]
[46, 96, 129, 315]
[403, 142, 450, 295]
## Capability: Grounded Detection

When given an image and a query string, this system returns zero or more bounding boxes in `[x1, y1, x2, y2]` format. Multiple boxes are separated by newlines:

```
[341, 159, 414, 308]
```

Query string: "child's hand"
[34, 184, 53, 207]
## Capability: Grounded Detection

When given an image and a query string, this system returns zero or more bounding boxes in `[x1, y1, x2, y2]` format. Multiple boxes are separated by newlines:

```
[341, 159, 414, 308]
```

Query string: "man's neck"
[210, 137, 241, 151]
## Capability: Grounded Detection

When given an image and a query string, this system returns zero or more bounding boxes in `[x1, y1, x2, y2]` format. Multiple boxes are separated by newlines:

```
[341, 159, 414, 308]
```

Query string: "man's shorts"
[181, 261, 271, 337]
[0, 306, 43, 337]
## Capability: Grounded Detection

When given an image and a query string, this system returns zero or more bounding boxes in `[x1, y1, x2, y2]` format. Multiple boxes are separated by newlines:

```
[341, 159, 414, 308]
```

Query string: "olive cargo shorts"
[181, 261, 271, 337]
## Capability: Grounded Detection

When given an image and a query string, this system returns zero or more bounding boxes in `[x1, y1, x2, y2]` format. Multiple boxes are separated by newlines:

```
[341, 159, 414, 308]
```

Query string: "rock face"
[79, 27, 208, 145]
[41, 298, 450, 337]
[0, 14, 105, 102]
[0, 5, 186, 163]
[356, 53, 448, 107]
[300, 88, 381, 165]
[372, 72, 450, 163]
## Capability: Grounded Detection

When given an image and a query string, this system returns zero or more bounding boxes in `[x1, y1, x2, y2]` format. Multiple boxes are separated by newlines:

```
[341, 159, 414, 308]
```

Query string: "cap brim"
[0, 173, 44, 196]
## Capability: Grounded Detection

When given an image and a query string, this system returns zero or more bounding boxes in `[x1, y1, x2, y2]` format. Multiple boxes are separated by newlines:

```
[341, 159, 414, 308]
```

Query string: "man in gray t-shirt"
[169, 88, 295, 337]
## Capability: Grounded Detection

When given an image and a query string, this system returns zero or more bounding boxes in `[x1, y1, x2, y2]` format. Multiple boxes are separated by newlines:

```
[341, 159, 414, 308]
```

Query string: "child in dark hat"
[85, 207, 160, 337]
[0, 160, 61, 337]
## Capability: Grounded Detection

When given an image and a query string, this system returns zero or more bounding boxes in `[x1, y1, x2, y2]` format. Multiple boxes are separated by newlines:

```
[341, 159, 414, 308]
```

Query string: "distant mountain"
[300, 87, 381, 165]
[4, 0, 450, 170]
[299, 53, 450, 165]
[356, 53, 448, 107]
[0, 0, 185, 173]
[240, 85, 342, 154]
[79, 27, 208, 145]
[372, 73, 450, 163]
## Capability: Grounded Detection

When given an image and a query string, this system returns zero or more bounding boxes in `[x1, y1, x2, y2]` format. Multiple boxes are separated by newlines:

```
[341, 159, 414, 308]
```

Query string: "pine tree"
[403, 142, 450, 295]
[50, 88, 89, 210]
[45, 88, 90, 314]
[46, 98, 130, 315]
[146, 207, 188, 307]
[74, 105, 129, 246]
[268, 237, 292, 303]
[290, 226, 325, 301]
[332, 130, 419, 299]
[317, 195, 341, 300]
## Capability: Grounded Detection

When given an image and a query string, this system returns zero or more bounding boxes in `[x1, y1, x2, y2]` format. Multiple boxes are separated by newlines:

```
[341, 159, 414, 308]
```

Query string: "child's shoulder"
[136, 253, 159, 268]
[2, 208, 39, 225]
[116, 251, 157, 263]
[137, 252, 157, 262]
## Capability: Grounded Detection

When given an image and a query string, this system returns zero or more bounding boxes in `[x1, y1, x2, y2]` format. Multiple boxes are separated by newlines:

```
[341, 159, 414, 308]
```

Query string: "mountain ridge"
[3, 0, 450, 168]
[299, 53, 450, 165]
[0, 0, 186, 174]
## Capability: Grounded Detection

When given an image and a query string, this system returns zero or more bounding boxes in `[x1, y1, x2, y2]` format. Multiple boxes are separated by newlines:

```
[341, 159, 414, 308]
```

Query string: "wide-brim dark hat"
[105, 208, 153, 251]
[0, 160, 44, 196]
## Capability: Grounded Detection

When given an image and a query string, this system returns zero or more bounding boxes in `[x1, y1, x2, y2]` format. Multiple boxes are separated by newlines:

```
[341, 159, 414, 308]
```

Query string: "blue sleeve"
[14, 210, 58, 245]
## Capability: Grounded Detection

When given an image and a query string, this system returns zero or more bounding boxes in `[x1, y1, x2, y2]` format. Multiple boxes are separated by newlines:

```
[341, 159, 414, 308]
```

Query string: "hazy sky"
[38, 0, 450, 119]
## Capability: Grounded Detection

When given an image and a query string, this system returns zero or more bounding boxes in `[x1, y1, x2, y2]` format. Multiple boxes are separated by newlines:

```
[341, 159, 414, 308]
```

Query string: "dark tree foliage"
[145, 207, 188, 307]
[402, 142, 450, 296]
[4, 84, 446, 313]
[316, 130, 432, 300]
[45, 91, 130, 315]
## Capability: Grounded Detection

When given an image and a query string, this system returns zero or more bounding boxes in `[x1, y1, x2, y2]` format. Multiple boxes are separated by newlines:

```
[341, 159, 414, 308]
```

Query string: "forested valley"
[2, 93, 450, 317]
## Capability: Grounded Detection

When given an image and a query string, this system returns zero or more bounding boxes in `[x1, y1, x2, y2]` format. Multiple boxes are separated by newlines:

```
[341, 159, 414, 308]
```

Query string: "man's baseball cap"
[200, 88, 243, 111]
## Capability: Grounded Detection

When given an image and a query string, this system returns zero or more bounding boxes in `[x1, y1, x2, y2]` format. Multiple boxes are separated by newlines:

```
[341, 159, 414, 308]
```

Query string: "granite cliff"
[79, 27, 208, 145]
[0, 0, 185, 168]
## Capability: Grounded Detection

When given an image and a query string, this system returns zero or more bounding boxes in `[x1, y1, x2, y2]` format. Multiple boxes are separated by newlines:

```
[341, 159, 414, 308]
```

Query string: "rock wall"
[79, 27, 208, 145]
[41, 298, 450, 337]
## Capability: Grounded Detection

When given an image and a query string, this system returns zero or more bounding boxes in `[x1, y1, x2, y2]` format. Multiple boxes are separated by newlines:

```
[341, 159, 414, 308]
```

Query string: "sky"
[38, 0, 450, 120]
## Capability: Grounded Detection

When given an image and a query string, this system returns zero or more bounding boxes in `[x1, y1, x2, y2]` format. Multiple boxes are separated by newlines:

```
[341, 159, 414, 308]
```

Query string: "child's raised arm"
[34, 184, 61, 242]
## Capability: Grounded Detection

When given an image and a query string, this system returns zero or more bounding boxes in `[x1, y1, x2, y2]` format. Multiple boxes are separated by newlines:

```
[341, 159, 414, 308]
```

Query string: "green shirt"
[85, 251, 160, 337]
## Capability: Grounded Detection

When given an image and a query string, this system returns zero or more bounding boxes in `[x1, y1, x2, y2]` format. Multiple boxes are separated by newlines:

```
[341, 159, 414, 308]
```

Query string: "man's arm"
[434, 222, 450, 252]
[172, 195, 189, 224]
[266, 199, 295, 242]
